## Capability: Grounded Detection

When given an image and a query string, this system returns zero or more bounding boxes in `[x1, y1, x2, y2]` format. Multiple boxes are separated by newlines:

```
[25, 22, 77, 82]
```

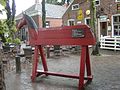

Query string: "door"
[100, 22, 107, 36]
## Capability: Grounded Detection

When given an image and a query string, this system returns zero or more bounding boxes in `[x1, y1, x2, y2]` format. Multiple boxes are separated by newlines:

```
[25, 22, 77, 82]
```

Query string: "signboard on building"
[86, 10, 90, 15]
[77, 9, 83, 21]
[99, 15, 108, 22]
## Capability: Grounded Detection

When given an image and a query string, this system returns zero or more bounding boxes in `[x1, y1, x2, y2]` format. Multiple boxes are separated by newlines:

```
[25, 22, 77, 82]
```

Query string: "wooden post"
[46, 46, 50, 58]
[15, 55, 21, 73]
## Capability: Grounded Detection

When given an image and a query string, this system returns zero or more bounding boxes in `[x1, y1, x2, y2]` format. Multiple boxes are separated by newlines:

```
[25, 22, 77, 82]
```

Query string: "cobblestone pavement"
[5, 49, 120, 90]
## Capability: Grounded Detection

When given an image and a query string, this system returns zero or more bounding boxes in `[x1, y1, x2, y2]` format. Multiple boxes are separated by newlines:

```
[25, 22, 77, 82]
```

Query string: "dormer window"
[72, 4, 79, 10]
[95, 0, 100, 6]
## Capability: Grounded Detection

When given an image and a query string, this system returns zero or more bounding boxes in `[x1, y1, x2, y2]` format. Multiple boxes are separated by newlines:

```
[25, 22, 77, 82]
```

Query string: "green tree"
[90, 0, 100, 55]
[0, 0, 6, 6]
[2, 0, 20, 44]
[5, 0, 17, 42]
[0, 20, 8, 42]
[0, 1, 7, 90]
[0, 0, 19, 89]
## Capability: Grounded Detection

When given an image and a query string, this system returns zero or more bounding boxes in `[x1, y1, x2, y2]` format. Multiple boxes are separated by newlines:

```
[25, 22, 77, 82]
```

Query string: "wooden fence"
[100, 36, 120, 50]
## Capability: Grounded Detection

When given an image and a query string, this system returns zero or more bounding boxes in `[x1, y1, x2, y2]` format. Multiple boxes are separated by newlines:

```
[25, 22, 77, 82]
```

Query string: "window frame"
[112, 15, 120, 36]
[95, 0, 100, 6]
[67, 19, 75, 26]
[46, 21, 50, 28]
[72, 4, 79, 10]
[85, 17, 91, 26]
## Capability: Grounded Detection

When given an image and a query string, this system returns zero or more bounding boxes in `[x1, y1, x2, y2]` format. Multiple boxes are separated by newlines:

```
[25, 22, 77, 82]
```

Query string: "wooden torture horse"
[17, 14, 96, 90]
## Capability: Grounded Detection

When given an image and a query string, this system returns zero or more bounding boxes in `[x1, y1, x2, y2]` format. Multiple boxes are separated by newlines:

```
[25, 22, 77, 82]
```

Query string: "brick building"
[63, 0, 120, 40]
[15, 1, 66, 41]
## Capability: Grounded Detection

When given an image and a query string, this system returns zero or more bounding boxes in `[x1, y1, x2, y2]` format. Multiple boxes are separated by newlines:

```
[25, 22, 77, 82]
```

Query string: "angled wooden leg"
[86, 46, 93, 81]
[38, 45, 48, 72]
[78, 46, 86, 90]
[31, 46, 39, 82]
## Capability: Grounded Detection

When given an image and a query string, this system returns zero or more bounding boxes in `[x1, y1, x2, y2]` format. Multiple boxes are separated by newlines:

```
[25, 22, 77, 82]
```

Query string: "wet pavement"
[5, 49, 120, 90]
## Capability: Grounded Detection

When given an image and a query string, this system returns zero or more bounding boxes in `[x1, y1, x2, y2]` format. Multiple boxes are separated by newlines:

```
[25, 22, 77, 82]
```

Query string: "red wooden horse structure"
[17, 14, 96, 90]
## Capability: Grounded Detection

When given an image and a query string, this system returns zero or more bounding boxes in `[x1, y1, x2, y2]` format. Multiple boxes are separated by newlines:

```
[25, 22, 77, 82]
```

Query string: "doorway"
[100, 22, 107, 36]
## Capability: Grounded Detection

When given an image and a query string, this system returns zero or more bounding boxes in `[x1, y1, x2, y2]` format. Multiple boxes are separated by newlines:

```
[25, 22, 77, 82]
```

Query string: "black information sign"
[72, 29, 85, 38]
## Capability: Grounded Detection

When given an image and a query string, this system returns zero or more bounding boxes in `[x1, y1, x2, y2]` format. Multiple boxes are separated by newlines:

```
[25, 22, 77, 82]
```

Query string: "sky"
[16, 0, 42, 15]
[0, 0, 42, 19]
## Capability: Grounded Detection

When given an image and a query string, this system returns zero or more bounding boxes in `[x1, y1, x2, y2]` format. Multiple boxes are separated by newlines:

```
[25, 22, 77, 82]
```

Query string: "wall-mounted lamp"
[107, 18, 110, 22]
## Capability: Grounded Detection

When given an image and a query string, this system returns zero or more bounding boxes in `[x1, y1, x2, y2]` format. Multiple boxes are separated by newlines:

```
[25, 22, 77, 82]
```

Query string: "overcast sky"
[16, 0, 42, 15]
[0, 0, 42, 19]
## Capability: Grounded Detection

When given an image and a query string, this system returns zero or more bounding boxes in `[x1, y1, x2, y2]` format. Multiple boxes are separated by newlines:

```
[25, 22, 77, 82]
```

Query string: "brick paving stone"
[5, 49, 120, 90]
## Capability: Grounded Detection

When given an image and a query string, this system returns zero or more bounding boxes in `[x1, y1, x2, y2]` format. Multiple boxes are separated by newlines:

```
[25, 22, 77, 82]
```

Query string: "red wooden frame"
[17, 14, 96, 90]
[32, 45, 93, 90]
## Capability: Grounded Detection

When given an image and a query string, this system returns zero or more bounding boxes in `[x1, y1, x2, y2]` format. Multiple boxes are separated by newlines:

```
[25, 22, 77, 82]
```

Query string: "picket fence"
[100, 36, 120, 51]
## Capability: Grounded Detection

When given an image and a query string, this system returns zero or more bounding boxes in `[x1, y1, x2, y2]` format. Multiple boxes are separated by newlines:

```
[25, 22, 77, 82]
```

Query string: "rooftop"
[15, 3, 67, 20]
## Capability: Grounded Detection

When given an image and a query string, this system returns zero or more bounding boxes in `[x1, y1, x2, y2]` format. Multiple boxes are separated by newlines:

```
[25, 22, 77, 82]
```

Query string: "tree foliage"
[0, 20, 8, 42]
[0, 0, 6, 14]
[0, 0, 6, 6]
[0, 0, 19, 44]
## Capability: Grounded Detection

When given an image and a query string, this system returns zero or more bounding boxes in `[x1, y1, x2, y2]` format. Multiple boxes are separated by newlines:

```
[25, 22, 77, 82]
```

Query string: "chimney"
[35, 0, 39, 4]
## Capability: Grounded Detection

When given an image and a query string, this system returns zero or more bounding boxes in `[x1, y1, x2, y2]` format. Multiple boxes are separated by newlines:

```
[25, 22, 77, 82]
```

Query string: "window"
[95, 0, 100, 6]
[116, 0, 120, 2]
[86, 19, 91, 26]
[113, 16, 120, 23]
[68, 19, 75, 26]
[21, 28, 26, 41]
[113, 16, 118, 23]
[46, 21, 50, 28]
[113, 25, 120, 36]
[72, 4, 79, 10]
[113, 15, 120, 36]
[85, 17, 91, 26]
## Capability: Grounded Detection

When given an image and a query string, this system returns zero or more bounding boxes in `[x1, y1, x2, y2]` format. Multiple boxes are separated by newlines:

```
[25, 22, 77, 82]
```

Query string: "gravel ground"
[5, 49, 120, 90]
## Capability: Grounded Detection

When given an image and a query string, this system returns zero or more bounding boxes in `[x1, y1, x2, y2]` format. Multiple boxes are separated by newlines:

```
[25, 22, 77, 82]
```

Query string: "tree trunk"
[42, 0, 50, 58]
[90, 0, 100, 55]
[42, 0, 46, 28]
